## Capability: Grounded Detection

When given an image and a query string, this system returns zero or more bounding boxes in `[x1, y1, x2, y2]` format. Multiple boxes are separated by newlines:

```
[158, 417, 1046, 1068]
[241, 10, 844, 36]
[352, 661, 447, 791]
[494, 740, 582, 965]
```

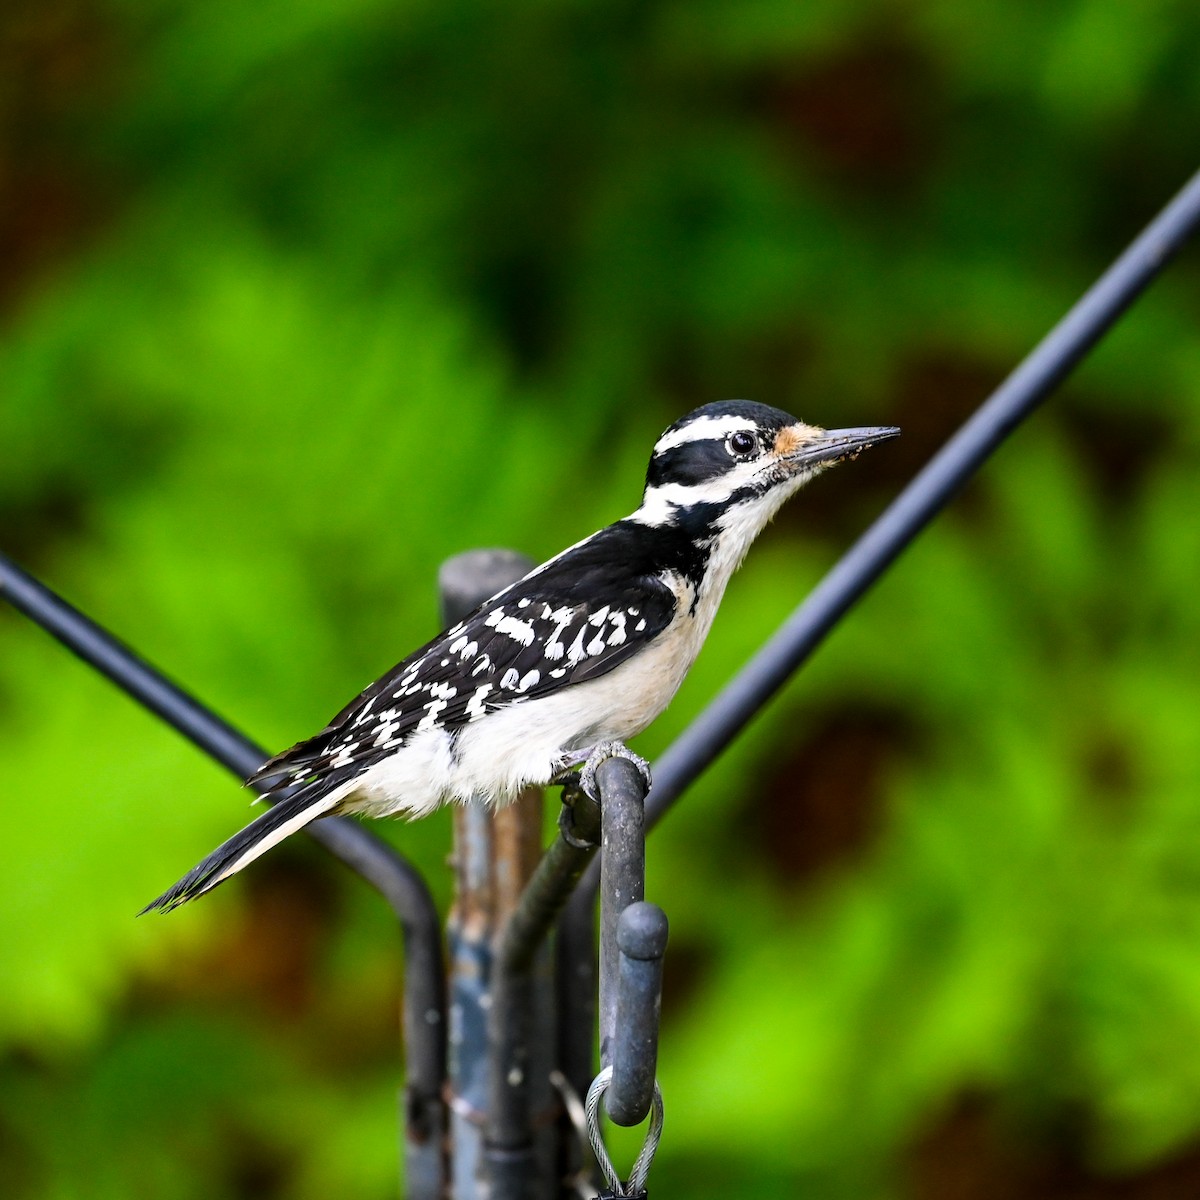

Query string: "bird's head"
[635, 400, 899, 536]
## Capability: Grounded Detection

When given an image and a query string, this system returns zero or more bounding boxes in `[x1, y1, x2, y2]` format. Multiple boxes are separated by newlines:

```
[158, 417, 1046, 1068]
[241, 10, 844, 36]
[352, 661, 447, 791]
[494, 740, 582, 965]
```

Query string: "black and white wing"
[249, 528, 678, 792]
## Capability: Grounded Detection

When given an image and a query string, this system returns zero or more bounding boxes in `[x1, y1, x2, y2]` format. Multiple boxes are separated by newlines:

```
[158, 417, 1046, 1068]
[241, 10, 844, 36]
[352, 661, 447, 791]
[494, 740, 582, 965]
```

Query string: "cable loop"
[584, 1066, 663, 1197]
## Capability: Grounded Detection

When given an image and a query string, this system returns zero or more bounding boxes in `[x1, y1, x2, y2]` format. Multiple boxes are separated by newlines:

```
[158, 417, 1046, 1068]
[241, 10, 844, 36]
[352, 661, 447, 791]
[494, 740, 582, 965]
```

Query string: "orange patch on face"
[773, 423, 822, 457]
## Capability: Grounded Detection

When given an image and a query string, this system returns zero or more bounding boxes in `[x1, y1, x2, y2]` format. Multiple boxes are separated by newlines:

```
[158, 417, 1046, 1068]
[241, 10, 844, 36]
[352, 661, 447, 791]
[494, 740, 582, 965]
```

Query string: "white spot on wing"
[331, 740, 359, 768]
[495, 614, 535, 646]
[544, 608, 576, 661]
[566, 625, 590, 664]
[417, 698, 449, 731]
[465, 683, 493, 719]
[374, 720, 400, 746]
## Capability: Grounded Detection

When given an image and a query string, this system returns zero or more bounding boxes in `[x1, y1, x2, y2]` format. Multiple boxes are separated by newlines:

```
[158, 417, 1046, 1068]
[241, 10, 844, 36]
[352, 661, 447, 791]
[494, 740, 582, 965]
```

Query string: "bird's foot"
[576, 741, 653, 804]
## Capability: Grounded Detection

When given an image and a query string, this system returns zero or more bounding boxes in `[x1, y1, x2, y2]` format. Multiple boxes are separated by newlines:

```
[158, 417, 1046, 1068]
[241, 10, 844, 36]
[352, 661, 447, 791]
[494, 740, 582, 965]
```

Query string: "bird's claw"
[577, 741, 653, 804]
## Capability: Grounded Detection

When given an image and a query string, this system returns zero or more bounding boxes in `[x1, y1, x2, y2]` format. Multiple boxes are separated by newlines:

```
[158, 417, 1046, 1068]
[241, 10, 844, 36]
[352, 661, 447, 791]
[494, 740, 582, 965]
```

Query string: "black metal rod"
[488, 787, 602, 1161]
[0, 552, 267, 775]
[642, 164, 1200, 828]
[497, 793, 603, 977]
[596, 758, 647, 1071]
[607, 902, 668, 1128]
[0, 550, 447, 1194]
[554, 881, 597, 1109]
[552, 849, 598, 1194]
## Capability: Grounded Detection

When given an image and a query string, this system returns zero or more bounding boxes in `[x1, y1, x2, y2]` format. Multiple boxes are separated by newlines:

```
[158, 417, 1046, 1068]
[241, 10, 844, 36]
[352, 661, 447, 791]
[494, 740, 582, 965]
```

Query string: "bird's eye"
[726, 430, 758, 458]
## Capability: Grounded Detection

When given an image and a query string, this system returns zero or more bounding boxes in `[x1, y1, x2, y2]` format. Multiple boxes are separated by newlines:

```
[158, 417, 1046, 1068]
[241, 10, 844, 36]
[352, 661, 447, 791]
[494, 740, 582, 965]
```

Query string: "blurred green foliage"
[2, 1, 1200, 1197]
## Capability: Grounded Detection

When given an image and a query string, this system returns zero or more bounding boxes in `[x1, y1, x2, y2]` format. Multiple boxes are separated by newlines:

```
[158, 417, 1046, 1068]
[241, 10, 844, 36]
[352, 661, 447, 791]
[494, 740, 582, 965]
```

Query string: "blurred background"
[3, 2, 1200, 1197]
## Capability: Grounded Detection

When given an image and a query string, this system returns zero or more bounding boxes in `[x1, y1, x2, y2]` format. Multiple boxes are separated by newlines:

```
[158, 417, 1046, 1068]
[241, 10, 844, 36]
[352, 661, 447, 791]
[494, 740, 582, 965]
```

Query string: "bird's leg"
[549, 747, 590, 785]
[572, 741, 653, 804]
[550, 743, 653, 799]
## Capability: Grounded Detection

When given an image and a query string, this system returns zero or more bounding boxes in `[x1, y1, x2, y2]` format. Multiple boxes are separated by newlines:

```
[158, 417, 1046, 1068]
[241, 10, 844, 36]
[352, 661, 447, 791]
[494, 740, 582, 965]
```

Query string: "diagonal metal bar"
[642, 164, 1200, 828]
[0, 552, 447, 1196]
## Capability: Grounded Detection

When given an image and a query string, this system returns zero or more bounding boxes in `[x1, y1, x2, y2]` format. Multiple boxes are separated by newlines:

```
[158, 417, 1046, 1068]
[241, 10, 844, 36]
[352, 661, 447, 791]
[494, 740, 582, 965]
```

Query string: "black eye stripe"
[645, 439, 732, 489]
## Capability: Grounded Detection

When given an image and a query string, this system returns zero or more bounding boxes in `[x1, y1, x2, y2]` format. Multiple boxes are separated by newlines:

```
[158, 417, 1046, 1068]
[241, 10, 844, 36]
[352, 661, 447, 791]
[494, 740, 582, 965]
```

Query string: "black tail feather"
[139, 789, 337, 914]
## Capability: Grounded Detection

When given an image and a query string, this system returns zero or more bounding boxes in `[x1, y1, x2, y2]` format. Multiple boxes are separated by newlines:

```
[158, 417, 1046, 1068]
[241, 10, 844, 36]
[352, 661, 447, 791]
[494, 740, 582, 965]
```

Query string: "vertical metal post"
[488, 783, 604, 1199]
[446, 799, 495, 1194]
[483, 786, 559, 1200]
[441, 550, 557, 1200]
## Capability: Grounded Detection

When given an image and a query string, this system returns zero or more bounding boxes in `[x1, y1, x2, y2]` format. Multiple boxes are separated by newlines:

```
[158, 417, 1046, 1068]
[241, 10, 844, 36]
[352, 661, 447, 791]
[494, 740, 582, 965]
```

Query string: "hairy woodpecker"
[143, 401, 898, 912]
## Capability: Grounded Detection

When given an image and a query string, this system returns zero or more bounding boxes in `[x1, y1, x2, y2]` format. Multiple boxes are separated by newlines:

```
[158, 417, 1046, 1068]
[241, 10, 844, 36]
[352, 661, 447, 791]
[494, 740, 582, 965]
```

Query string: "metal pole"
[487, 784, 603, 1200]
[554, 889, 597, 1126]
[446, 796, 495, 1195]
[0, 550, 448, 1199]
[440, 550, 561, 1200]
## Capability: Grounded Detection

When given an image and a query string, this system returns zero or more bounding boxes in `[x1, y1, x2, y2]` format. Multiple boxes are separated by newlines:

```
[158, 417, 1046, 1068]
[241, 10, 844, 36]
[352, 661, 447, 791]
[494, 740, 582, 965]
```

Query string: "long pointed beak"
[786, 424, 900, 468]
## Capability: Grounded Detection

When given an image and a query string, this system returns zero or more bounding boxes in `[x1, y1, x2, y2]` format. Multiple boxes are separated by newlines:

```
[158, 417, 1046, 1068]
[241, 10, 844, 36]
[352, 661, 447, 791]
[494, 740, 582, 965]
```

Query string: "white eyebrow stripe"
[653, 414, 759, 455]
